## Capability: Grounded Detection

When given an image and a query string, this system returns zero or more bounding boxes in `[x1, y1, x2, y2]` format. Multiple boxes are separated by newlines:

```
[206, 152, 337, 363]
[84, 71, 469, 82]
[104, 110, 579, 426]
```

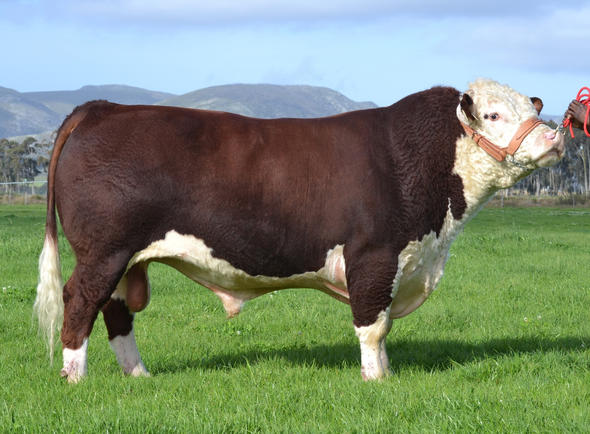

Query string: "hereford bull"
[34, 79, 565, 382]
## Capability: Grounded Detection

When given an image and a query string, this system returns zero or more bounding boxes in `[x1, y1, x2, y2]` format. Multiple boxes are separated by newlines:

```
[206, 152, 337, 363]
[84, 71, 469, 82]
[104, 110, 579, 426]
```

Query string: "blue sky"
[1, 0, 589, 115]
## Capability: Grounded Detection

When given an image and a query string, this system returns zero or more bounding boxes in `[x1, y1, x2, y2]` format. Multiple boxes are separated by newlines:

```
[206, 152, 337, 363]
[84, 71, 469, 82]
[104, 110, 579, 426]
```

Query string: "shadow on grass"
[151, 335, 590, 375]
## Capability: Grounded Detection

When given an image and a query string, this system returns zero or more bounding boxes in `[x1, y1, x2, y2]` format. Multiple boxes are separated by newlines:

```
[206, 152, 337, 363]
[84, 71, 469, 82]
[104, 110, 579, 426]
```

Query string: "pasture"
[1, 204, 590, 432]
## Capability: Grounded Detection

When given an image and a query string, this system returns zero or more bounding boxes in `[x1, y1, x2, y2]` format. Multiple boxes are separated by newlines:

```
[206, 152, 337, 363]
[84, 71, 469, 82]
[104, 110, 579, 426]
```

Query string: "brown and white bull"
[34, 79, 564, 382]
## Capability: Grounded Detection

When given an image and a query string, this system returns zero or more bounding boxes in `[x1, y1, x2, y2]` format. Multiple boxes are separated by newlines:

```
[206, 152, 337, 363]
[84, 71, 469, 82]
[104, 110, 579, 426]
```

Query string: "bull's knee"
[102, 298, 133, 338]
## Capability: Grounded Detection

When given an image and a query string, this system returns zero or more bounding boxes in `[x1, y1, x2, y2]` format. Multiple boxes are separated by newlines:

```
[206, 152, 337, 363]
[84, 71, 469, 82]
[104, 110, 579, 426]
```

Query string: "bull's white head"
[454, 79, 565, 207]
[456, 79, 564, 170]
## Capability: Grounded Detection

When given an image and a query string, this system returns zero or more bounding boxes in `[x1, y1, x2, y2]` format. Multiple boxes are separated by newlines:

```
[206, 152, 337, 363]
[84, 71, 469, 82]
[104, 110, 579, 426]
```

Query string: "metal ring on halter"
[506, 154, 532, 170]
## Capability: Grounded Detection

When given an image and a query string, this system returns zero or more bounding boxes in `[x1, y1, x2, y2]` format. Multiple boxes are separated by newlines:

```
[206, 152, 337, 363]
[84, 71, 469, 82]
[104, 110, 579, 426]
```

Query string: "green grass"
[1, 205, 590, 432]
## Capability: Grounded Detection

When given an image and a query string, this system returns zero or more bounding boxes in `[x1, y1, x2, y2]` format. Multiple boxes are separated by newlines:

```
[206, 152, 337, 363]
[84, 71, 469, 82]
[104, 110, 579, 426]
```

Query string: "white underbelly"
[127, 231, 349, 315]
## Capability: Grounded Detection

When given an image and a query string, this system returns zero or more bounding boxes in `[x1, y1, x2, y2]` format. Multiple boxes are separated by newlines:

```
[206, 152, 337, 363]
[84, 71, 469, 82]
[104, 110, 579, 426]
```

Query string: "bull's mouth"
[536, 141, 565, 167]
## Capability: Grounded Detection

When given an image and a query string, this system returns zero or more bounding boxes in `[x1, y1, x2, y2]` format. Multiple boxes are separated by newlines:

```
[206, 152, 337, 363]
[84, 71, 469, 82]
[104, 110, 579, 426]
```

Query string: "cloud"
[445, 4, 590, 74]
[3, 0, 586, 27]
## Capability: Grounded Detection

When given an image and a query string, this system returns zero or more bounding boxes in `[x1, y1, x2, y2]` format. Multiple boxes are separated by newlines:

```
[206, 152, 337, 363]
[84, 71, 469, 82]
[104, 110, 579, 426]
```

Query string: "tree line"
[510, 120, 590, 198]
[0, 137, 50, 183]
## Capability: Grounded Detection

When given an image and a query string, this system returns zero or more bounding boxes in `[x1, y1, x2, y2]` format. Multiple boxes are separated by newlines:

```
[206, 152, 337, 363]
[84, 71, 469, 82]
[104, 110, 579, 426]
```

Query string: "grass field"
[1, 204, 590, 432]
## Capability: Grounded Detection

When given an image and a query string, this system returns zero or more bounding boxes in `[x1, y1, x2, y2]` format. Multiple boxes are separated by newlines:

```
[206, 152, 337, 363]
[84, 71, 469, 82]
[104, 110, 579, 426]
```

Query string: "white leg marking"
[355, 309, 392, 381]
[61, 338, 88, 383]
[109, 330, 150, 377]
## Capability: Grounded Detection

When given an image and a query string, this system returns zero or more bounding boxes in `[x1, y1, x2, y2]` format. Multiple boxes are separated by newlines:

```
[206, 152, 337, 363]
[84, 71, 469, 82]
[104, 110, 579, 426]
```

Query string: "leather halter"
[460, 117, 545, 162]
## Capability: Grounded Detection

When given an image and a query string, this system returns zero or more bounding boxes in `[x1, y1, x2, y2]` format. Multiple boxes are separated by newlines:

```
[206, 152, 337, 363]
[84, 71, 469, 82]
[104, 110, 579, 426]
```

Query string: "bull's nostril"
[544, 131, 556, 140]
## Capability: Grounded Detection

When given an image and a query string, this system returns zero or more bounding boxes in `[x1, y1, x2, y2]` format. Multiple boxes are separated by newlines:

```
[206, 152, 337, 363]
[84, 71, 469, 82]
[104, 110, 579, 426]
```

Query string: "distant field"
[1, 205, 590, 432]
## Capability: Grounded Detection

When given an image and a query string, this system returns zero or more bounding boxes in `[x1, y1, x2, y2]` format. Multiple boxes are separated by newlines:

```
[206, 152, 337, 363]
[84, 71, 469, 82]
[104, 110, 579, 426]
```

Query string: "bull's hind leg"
[61, 254, 129, 383]
[102, 264, 150, 377]
[347, 246, 397, 381]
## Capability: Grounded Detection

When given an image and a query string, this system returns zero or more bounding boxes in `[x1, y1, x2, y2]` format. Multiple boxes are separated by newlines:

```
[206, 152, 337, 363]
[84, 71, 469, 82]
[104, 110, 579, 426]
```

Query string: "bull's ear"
[459, 93, 477, 122]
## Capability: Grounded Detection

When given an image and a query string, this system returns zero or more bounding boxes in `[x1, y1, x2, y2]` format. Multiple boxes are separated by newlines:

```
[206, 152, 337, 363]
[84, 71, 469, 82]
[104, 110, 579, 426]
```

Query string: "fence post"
[0, 181, 48, 204]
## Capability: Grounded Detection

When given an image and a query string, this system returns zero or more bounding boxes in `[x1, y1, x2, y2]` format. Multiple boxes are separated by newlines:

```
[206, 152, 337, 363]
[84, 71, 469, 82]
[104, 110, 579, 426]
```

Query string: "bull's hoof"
[127, 364, 150, 378]
[60, 367, 84, 384]
[60, 360, 86, 384]
[361, 366, 392, 381]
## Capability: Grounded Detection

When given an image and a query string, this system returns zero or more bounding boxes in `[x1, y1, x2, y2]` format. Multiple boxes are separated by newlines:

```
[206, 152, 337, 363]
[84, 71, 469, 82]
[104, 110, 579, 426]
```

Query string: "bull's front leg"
[346, 245, 397, 381]
[355, 309, 393, 380]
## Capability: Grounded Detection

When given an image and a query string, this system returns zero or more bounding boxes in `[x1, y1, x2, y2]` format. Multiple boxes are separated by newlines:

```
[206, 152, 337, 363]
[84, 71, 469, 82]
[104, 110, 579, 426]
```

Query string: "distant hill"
[159, 84, 377, 118]
[0, 86, 63, 138]
[0, 83, 377, 139]
[1, 84, 173, 139]
[23, 85, 174, 119]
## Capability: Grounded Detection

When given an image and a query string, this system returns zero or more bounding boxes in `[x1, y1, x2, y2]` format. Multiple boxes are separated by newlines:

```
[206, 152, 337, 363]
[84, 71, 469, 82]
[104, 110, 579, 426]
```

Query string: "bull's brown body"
[35, 80, 564, 381]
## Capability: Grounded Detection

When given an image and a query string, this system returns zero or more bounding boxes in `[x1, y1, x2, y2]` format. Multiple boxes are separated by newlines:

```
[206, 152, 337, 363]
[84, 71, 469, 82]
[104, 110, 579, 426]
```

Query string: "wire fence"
[0, 181, 48, 205]
[0, 180, 588, 207]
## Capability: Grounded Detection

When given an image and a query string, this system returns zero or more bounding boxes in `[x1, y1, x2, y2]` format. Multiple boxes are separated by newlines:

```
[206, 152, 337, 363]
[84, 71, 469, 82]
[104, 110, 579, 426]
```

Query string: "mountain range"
[0, 84, 377, 139]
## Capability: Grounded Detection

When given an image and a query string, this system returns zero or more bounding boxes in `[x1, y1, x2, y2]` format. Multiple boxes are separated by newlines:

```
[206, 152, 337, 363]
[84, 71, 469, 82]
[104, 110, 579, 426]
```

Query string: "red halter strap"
[460, 117, 544, 162]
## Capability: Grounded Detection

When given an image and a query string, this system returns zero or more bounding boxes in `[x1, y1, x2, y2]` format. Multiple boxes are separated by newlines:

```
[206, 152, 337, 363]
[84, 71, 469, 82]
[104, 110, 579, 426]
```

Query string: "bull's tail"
[33, 106, 90, 362]
[34, 231, 64, 362]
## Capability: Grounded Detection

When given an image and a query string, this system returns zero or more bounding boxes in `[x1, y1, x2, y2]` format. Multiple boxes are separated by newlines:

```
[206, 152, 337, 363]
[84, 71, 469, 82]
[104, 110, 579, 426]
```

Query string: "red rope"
[563, 86, 590, 137]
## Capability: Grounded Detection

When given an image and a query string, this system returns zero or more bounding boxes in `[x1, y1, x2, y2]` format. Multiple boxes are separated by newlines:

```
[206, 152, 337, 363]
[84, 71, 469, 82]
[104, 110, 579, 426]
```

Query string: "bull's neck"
[453, 135, 530, 216]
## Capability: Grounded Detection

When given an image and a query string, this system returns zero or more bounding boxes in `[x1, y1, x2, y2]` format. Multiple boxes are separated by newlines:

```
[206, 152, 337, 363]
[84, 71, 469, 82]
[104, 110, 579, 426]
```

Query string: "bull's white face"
[456, 79, 565, 169]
